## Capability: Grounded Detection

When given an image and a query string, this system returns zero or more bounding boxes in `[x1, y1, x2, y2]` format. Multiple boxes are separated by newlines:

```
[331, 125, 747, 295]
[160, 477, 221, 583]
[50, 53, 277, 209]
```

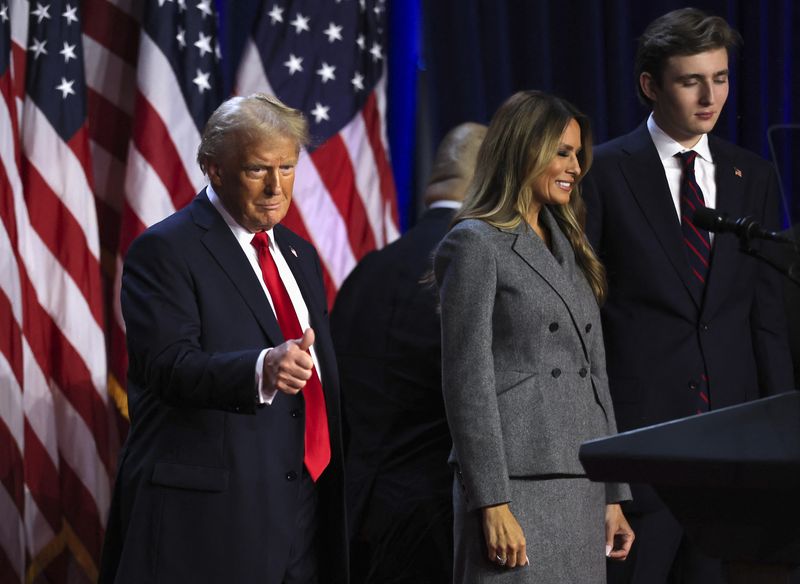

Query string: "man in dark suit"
[331, 122, 486, 583]
[99, 94, 347, 584]
[582, 8, 795, 584]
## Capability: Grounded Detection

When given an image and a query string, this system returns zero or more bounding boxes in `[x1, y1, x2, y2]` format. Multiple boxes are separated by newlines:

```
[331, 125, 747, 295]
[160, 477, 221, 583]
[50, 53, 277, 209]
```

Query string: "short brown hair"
[636, 8, 742, 105]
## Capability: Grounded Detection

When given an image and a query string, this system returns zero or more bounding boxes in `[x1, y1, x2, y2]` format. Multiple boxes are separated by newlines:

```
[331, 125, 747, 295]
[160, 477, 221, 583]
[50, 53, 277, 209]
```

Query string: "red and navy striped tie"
[676, 151, 712, 300]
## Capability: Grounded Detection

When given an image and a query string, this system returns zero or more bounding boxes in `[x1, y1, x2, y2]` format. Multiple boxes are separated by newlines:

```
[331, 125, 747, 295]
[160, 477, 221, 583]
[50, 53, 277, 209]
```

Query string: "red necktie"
[251, 231, 330, 481]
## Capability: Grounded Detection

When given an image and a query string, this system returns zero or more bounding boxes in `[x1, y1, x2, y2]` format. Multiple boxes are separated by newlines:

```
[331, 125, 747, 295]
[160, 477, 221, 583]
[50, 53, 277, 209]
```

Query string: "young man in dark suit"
[100, 94, 347, 584]
[582, 8, 794, 584]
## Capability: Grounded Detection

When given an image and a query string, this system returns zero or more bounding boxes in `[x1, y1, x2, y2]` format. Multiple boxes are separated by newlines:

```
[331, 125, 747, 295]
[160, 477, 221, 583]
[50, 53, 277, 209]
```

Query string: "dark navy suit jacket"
[331, 206, 455, 582]
[99, 191, 347, 584]
[583, 124, 794, 510]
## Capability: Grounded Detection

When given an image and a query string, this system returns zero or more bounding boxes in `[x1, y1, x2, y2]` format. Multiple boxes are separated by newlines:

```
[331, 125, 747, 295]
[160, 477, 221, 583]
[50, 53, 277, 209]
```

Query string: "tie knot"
[251, 231, 270, 252]
[676, 150, 698, 170]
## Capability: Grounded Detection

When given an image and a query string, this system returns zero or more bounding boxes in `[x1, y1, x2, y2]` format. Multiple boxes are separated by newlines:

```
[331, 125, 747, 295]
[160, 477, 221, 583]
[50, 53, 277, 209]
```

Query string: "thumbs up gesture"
[263, 328, 316, 395]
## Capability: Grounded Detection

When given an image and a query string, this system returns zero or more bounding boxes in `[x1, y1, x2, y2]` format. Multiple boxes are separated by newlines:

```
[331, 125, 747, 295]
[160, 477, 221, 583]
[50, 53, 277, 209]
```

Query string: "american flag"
[1, 0, 115, 582]
[0, 0, 398, 581]
[107, 0, 225, 434]
[237, 0, 399, 303]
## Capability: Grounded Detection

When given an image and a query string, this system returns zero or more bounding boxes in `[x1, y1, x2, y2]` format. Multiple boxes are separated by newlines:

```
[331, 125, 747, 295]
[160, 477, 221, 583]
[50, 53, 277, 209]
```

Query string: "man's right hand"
[263, 328, 315, 395]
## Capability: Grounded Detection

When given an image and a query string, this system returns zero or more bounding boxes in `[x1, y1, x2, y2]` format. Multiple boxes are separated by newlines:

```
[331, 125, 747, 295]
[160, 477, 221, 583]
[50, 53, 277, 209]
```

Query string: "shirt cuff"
[255, 348, 278, 405]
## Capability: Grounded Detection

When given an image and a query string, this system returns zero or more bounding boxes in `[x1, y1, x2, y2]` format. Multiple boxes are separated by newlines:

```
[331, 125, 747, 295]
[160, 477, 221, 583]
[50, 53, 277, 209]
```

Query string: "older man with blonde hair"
[100, 93, 347, 584]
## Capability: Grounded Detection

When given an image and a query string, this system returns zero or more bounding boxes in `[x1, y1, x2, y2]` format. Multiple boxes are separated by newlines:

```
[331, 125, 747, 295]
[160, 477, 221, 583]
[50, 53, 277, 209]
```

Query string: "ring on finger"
[495, 554, 507, 566]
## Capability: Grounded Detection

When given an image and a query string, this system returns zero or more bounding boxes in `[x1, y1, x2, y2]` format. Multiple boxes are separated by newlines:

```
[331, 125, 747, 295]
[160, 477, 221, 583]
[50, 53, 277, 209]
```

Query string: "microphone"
[693, 207, 794, 244]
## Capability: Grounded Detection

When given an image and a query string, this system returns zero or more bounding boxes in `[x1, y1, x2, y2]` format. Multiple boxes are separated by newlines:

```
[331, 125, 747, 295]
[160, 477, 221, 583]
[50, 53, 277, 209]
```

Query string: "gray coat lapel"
[507, 208, 591, 361]
[191, 192, 285, 346]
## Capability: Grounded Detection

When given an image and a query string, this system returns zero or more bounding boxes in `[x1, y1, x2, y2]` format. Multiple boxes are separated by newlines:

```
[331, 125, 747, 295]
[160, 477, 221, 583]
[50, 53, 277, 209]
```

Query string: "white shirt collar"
[428, 200, 461, 210]
[646, 113, 713, 164]
[205, 184, 275, 249]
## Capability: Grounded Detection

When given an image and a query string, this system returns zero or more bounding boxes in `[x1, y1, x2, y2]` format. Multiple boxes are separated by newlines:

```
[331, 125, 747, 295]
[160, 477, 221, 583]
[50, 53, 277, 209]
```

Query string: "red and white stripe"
[0, 0, 115, 580]
[236, 39, 399, 303]
[81, 0, 140, 427]
[1, 2, 401, 580]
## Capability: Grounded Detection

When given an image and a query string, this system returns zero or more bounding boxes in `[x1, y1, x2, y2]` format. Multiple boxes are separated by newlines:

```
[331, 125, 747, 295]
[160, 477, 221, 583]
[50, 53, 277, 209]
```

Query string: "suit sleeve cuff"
[256, 348, 278, 405]
[605, 482, 632, 504]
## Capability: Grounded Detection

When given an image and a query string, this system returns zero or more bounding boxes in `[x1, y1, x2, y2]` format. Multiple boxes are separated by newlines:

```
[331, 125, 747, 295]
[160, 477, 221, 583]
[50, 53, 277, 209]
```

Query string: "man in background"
[582, 8, 794, 584]
[331, 122, 487, 584]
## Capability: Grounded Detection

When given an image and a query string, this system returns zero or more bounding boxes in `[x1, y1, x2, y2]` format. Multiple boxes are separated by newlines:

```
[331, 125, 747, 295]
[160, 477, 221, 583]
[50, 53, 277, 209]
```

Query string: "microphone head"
[693, 207, 725, 232]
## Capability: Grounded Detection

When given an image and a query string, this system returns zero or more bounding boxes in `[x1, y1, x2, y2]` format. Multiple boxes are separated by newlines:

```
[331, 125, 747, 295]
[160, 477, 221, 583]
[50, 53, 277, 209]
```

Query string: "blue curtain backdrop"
[216, 1, 799, 230]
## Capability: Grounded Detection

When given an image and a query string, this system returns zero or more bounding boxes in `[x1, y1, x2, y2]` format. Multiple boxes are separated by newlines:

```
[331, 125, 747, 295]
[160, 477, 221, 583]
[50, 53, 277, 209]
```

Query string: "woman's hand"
[481, 503, 529, 568]
[605, 503, 634, 560]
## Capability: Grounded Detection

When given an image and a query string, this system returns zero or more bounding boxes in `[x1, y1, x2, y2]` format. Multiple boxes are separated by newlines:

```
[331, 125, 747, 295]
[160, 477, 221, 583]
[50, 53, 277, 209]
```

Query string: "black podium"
[579, 391, 800, 583]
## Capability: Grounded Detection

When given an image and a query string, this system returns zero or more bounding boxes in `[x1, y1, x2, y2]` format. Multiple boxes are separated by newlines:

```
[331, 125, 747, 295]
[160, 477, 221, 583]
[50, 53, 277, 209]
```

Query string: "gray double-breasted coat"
[435, 209, 629, 583]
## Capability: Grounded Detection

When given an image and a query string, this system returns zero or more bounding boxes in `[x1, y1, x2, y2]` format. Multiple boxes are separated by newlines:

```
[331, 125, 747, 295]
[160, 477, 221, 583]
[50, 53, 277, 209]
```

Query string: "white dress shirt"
[427, 200, 462, 211]
[206, 185, 321, 405]
[646, 114, 716, 242]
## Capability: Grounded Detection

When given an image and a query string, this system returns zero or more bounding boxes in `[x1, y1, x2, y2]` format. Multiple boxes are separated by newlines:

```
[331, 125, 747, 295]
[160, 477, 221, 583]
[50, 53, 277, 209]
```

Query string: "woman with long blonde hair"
[435, 90, 633, 583]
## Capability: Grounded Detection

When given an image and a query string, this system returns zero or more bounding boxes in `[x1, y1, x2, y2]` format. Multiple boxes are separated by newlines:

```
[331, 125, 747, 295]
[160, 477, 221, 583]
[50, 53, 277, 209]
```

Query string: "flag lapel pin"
[734, 167, 743, 178]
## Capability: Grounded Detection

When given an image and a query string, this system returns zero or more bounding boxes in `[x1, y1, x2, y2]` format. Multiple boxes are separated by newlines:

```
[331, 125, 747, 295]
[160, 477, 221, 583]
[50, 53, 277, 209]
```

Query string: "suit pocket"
[150, 462, 228, 492]
[495, 370, 542, 399]
[497, 372, 606, 475]
[495, 373, 546, 438]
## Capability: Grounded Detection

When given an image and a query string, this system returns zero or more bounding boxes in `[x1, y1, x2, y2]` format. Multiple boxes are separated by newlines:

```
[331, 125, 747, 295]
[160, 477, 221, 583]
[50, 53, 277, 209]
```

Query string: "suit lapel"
[703, 137, 747, 316]
[619, 125, 700, 307]
[191, 192, 285, 346]
[273, 225, 321, 324]
[273, 225, 340, 402]
[507, 210, 590, 360]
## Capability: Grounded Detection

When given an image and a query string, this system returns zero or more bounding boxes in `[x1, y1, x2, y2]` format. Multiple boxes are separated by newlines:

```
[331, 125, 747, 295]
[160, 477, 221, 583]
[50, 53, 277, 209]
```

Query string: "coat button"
[551, 368, 561, 378]
[290, 409, 301, 418]
[585, 323, 592, 333]
[700, 322, 709, 331]
[549, 322, 559, 332]
[688, 381, 698, 391]
[579, 367, 588, 378]
[286, 471, 297, 481]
